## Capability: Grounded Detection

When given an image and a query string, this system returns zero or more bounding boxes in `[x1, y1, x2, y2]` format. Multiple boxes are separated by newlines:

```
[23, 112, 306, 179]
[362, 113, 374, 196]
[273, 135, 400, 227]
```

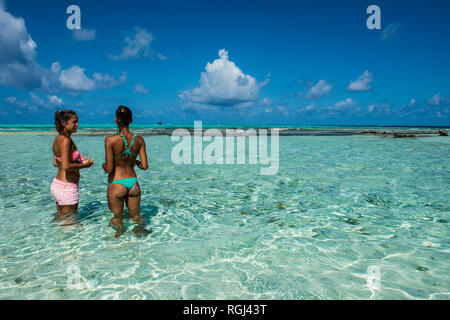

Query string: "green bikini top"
[115, 133, 137, 158]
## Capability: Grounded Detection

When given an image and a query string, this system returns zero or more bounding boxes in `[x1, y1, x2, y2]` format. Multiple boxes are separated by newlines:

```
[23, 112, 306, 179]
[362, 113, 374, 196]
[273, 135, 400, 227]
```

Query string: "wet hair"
[54, 110, 77, 135]
[116, 105, 132, 127]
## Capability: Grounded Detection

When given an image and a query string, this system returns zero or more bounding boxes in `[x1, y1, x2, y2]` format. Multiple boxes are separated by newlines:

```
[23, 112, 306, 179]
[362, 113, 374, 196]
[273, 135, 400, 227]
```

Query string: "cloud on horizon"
[179, 49, 267, 108]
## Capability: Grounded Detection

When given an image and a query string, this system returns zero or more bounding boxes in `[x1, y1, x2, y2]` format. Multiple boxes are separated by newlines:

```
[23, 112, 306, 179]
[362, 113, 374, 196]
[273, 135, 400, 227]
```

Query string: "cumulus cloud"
[382, 23, 401, 40]
[92, 71, 127, 90]
[428, 93, 450, 107]
[108, 27, 153, 61]
[334, 98, 357, 110]
[0, 3, 48, 89]
[47, 94, 63, 106]
[72, 28, 96, 41]
[299, 79, 333, 99]
[58, 65, 95, 91]
[347, 70, 373, 91]
[179, 49, 263, 107]
[133, 83, 150, 94]
[56, 64, 126, 92]
[0, 4, 126, 94]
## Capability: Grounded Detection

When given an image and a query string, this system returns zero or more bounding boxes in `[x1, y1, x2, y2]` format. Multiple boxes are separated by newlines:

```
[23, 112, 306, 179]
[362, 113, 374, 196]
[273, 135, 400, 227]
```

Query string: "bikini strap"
[116, 133, 137, 157]
[128, 134, 137, 151]
[118, 133, 128, 151]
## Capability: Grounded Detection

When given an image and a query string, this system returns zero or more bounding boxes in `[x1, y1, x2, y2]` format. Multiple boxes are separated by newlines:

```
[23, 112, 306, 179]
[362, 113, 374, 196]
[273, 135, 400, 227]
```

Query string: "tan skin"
[102, 117, 149, 238]
[52, 114, 94, 224]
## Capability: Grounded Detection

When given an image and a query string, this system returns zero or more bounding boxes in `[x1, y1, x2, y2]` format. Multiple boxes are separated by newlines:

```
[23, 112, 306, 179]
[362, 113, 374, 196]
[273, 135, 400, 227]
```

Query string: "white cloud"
[50, 62, 61, 75]
[428, 93, 450, 107]
[0, 5, 122, 94]
[347, 70, 373, 91]
[5, 92, 63, 111]
[409, 99, 416, 107]
[72, 28, 96, 41]
[259, 97, 273, 106]
[133, 83, 150, 94]
[334, 98, 357, 110]
[179, 49, 262, 107]
[93, 71, 127, 89]
[0, 3, 48, 89]
[382, 23, 401, 40]
[58, 65, 95, 91]
[57, 65, 126, 92]
[301, 79, 333, 99]
[108, 27, 153, 61]
[47, 94, 63, 106]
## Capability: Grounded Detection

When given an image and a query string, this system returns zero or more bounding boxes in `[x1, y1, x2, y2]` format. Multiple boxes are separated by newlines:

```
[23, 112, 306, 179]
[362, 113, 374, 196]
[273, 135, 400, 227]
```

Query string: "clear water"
[0, 132, 449, 299]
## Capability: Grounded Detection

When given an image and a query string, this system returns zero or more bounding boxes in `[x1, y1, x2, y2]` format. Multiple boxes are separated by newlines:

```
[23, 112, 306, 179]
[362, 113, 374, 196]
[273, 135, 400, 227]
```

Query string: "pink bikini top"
[55, 150, 84, 163]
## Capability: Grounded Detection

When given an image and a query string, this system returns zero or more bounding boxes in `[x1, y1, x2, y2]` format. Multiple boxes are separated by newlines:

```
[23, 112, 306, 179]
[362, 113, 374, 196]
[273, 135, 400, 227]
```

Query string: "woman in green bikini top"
[102, 105, 149, 238]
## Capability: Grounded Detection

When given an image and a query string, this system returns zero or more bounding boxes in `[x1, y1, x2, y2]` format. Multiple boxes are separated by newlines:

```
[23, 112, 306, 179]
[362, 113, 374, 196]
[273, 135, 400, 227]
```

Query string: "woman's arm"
[60, 138, 93, 171]
[102, 136, 114, 174]
[137, 136, 148, 170]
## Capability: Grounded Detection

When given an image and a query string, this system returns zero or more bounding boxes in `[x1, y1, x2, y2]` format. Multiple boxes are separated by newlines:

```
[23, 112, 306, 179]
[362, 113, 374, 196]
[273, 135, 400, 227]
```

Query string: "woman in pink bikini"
[51, 110, 94, 223]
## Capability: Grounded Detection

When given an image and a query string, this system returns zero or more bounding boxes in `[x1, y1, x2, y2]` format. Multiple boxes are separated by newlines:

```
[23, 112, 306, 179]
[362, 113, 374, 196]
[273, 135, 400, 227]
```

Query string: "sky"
[0, 0, 449, 126]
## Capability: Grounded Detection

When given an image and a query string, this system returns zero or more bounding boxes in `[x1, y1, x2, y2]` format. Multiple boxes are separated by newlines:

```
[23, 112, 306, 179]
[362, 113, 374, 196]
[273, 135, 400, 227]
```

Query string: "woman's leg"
[54, 204, 79, 225]
[126, 182, 149, 237]
[107, 184, 128, 238]
[126, 181, 141, 223]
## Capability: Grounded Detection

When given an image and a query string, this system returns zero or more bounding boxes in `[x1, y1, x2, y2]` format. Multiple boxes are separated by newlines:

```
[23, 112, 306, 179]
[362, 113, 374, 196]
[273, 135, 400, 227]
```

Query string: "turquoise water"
[0, 133, 449, 299]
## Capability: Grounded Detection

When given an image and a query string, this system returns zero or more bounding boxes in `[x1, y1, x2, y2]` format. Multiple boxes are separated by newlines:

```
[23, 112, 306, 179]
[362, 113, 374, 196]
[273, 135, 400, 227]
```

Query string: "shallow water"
[0, 133, 449, 299]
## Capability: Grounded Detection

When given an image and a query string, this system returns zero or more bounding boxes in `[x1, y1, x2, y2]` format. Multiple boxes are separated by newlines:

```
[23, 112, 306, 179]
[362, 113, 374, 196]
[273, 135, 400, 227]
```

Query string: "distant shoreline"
[0, 126, 448, 138]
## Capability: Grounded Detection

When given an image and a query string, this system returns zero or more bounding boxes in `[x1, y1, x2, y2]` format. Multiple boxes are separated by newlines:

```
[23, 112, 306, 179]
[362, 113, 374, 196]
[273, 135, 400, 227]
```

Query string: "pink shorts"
[50, 178, 79, 206]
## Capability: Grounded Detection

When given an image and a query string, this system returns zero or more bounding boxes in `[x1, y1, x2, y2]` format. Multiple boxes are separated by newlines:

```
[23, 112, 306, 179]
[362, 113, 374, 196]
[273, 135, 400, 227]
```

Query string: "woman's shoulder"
[105, 134, 120, 142]
[54, 134, 71, 144]
[134, 135, 145, 144]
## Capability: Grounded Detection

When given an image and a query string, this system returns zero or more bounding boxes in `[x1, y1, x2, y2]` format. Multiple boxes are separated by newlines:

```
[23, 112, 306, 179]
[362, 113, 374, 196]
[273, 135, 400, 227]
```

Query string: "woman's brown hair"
[116, 105, 132, 127]
[54, 110, 77, 135]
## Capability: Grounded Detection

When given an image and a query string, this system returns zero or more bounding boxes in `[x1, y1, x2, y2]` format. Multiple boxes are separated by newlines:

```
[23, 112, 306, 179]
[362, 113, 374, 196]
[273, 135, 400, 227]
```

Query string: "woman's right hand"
[83, 157, 94, 168]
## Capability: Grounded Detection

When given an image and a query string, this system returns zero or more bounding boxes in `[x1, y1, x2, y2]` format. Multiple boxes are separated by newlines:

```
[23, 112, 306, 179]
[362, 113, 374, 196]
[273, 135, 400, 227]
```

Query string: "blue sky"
[0, 0, 449, 125]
